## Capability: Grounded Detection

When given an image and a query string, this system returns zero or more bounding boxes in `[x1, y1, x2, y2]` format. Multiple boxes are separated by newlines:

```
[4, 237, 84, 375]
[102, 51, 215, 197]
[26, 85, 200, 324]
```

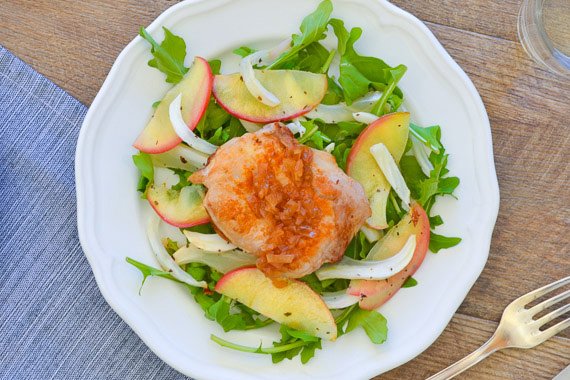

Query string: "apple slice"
[212, 70, 327, 123]
[134, 57, 213, 153]
[215, 267, 337, 340]
[366, 188, 390, 229]
[147, 183, 210, 228]
[150, 143, 209, 171]
[346, 112, 410, 198]
[348, 203, 430, 310]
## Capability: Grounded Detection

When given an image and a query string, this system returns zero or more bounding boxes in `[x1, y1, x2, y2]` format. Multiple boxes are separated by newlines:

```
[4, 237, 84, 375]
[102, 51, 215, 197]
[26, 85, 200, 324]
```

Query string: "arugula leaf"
[132, 152, 154, 196]
[400, 155, 427, 200]
[196, 100, 245, 144]
[186, 264, 207, 282]
[211, 325, 321, 364]
[206, 296, 267, 332]
[196, 99, 229, 138]
[126, 257, 180, 294]
[320, 49, 336, 74]
[298, 120, 333, 150]
[328, 18, 349, 55]
[170, 168, 193, 191]
[410, 123, 442, 153]
[331, 142, 351, 170]
[233, 46, 256, 58]
[208, 59, 222, 75]
[300, 273, 349, 294]
[184, 223, 216, 234]
[296, 42, 333, 73]
[399, 129, 462, 252]
[370, 64, 407, 115]
[268, 0, 333, 69]
[344, 231, 373, 260]
[300, 273, 325, 293]
[328, 18, 407, 107]
[271, 326, 322, 364]
[321, 76, 344, 104]
[321, 120, 366, 140]
[139, 27, 188, 84]
[162, 237, 180, 255]
[345, 308, 388, 344]
[334, 25, 370, 102]
[417, 153, 460, 213]
[429, 233, 462, 253]
[402, 276, 418, 288]
[334, 303, 358, 337]
[400, 136, 459, 215]
[429, 215, 444, 227]
[127, 255, 269, 332]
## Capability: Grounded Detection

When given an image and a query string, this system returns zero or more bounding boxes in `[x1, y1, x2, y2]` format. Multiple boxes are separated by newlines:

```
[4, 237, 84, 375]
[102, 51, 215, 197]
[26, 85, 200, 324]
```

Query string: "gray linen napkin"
[0, 46, 188, 380]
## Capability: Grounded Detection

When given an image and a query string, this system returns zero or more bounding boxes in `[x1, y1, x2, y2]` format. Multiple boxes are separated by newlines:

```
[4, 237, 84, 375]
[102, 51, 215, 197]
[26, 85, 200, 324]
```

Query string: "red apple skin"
[212, 70, 327, 123]
[348, 203, 430, 310]
[146, 184, 210, 228]
[213, 96, 318, 124]
[134, 56, 213, 154]
[214, 266, 256, 290]
[215, 267, 337, 340]
[346, 112, 410, 199]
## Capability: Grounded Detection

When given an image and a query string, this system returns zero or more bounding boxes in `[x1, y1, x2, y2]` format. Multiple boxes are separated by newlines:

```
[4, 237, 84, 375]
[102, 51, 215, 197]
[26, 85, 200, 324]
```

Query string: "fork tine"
[512, 276, 570, 307]
[534, 303, 570, 327]
[528, 289, 570, 315]
[537, 318, 570, 342]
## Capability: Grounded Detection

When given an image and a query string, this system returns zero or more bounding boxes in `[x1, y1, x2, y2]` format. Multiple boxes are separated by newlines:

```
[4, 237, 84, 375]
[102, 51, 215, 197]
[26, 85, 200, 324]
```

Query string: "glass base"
[517, 0, 570, 78]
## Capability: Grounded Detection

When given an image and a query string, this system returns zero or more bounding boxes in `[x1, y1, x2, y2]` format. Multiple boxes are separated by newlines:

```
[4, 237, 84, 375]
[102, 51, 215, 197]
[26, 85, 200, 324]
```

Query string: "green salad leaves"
[139, 27, 188, 83]
[268, 0, 333, 69]
[329, 18, 406, 109]
[130, 0, 463, 365]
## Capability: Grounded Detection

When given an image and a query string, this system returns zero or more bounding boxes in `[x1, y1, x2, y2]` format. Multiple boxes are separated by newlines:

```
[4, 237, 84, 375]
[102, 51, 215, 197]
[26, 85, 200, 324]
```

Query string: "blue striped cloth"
[0, 46, 188, 380]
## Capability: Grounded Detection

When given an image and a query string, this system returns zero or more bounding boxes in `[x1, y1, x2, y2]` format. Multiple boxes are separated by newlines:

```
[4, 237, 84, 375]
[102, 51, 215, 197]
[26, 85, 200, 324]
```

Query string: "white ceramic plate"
[75, 0, 500, 378]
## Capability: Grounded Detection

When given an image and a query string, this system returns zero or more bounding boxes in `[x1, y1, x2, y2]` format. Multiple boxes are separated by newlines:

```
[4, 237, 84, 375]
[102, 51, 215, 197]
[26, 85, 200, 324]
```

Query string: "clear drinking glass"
[518, 0, 570, 77]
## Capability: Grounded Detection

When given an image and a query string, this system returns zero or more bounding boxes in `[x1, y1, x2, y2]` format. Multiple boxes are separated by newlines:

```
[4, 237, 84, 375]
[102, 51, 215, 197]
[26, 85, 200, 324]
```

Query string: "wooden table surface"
[2, 0, 569, 378]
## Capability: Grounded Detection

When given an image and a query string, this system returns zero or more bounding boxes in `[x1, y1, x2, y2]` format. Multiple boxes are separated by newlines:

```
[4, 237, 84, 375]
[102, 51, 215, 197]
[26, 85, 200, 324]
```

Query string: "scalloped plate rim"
[75, 0, 500, 379]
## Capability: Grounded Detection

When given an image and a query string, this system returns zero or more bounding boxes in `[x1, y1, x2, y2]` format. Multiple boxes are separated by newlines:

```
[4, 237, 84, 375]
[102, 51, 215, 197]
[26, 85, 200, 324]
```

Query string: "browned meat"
[190, 122, 370, 281]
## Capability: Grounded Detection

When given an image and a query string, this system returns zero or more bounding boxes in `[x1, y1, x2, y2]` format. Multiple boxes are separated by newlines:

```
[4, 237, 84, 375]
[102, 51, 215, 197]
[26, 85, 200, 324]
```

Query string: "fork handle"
[426, 333, 506, 380]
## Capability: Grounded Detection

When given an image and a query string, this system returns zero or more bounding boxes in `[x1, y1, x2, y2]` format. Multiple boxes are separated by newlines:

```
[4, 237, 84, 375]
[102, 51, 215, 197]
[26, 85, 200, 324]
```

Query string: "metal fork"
[427, 276, 570, 380]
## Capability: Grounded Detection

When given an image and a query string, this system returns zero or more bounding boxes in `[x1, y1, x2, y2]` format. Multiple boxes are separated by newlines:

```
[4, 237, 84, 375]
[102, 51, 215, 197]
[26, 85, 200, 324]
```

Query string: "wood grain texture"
[1, 0, 569, 378]
[383, 314, 570, 380]
[391, 0, 521, 42]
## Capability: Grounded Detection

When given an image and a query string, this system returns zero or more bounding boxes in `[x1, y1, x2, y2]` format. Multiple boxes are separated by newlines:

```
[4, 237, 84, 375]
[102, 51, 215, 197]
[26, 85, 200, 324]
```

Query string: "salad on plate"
[127, 0, 461, 364]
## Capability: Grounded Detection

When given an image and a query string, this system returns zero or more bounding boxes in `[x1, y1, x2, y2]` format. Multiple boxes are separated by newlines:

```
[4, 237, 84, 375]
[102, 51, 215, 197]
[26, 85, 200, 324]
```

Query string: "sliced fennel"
[409, 123, 440, 153]
[352, 111, 378, 125]
[286, 119, 306, 137]
[321, 290, 359, 309]
[239, 38, 291, 107]
[239, 119, 262, 133]
[410, 136, 434, 176]
[169, 94, 217, 155]
[240, 53, 280, 107]
[360, 224, 381, 243]
[173, 245, 256, 273]
[370, 143, 411, 211]
[306, 92, 382, 123]
[315, 235, 416, 280]
[147, 215, 207, 288]
[182, 230, 237, 252]
[366, 188, 390, 230]
[324, 142, 335, 153]
[151, 143, 208, 170]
